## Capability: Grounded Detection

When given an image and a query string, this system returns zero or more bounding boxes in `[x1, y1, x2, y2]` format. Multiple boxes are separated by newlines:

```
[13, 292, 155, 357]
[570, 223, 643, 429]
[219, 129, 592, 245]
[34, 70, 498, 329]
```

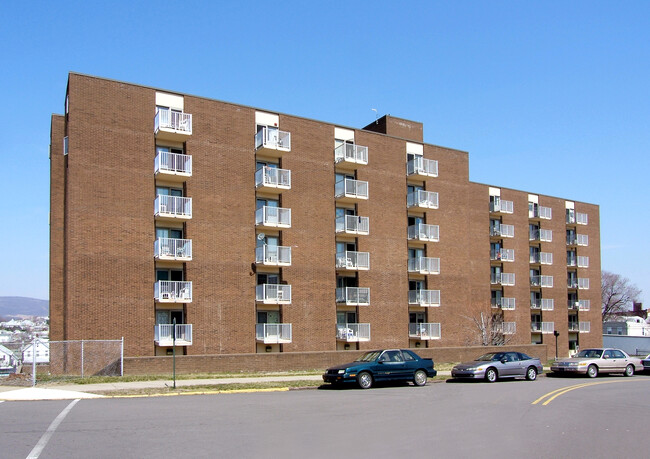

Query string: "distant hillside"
[0, 297, 49, 318]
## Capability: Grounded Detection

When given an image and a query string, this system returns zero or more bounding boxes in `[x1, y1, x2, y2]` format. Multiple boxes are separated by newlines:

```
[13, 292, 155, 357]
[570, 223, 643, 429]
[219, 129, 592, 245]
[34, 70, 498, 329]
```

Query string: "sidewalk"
[0, 372, 452, 401]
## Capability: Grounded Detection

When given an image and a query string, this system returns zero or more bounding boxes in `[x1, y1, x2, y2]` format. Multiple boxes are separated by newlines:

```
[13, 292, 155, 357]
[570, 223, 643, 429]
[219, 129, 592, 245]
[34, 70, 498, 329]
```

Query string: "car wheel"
[413, 370, 427, 386]
[357, 371, 373, 389]
[587, 365, 598, 378]
[525, 366, 538, 381]
[624, 364, 634, 377]
[485, 367, 498, 383]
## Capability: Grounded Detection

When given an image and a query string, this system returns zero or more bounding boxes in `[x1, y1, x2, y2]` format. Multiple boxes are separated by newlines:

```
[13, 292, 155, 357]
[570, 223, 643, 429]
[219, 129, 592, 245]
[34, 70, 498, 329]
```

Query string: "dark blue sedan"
[323, 349, 437, 389]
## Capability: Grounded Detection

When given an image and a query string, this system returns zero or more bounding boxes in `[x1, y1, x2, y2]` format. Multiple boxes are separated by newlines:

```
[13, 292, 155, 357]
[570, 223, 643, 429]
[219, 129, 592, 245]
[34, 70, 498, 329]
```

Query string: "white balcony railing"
[407, 157, 438, 177]
[335, 144, 368, 165]
[530, 300, 541, 310]
[408, 257, 440, 275]
[531, 322, 554, 334]
[154, 195, 192, 219]
[256, 323, 292, 343]
[577, 256, 589, 268]
[578, 299, 591, 311]
[255, 206, 291, 227]
[491, 272, 515, 286]
[154, 238, 192, 261]
[336, 323, 371, 342]
[154, 108, 192, 136]
[155, 151, 192, 176]
[409, 323, 441, 340]
[530, 275, 553, 288]
[154, 324, 193, 346]
[335, 178, 369, 200]
[491, 224, 515, 238]
[408, 224, 439, 242]
[255, 245, 292, 266]
[579, 321, 591, 333]
[255, 166, 291, 190]
[256, 284, 291, 304]
[500, 322, 517, 335]
[577, 234, 589, 246]
[541, 299, 554, 311]
[540, 252, 553, 265]
[540, 229, 553, 242]
[408, 290, 441, 307]
[530, 206, 552, 219]
[336, 287, 370, 306]
[255, 127, 291, 152]
[336, 215, 369, 235]
[336, 251, 370, 270]
[500, 298, 516, 310]
[578, 278, 590, 290]
[154, 281, 192, 303]
[490, 200, 514, 214]
[407, 190, 438, 209]
[568, 323, 579, 332]
[491, 248, 514, 262]
[576, 212, 588, 225]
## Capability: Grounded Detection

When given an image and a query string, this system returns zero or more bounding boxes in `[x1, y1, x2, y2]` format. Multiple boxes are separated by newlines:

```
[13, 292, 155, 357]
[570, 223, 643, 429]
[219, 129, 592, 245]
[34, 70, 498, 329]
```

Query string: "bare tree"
[601, 271, 642, 321]
[461, 305, 514, 346]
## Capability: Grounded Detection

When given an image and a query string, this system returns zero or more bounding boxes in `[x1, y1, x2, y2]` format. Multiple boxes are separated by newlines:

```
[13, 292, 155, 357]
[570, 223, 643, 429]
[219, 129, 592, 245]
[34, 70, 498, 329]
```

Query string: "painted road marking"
[26, 398, 80, 459]
[533, 379, 647, 406]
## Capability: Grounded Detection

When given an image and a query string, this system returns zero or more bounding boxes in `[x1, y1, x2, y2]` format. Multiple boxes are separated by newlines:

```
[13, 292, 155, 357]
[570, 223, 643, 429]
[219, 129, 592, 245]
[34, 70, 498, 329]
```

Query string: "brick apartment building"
[49, 73, 602, 359]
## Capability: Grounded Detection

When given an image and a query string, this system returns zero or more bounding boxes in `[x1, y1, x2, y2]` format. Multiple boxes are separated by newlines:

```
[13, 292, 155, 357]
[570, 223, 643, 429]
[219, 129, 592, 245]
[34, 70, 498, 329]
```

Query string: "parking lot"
[2, 374, 649, 458]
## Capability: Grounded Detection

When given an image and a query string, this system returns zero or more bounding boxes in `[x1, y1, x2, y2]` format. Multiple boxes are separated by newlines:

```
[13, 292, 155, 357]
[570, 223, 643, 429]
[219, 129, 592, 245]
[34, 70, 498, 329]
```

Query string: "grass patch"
[99, 380, 324, 396]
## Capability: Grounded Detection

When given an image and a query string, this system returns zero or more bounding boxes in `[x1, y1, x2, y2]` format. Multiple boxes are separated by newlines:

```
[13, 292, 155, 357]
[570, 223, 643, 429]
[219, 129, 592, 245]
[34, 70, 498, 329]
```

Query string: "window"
[257, 273, 279, 285]
[156, 186, 183, 197]
[156, 269, 183, 281]
[257, 311, 280, 324]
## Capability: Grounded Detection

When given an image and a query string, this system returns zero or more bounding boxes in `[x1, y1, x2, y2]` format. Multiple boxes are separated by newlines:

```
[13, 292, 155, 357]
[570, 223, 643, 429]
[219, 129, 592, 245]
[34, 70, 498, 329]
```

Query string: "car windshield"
[355, 351, 382, 362]
[475, 353, 503, 362]
[576, 349, 603, 358]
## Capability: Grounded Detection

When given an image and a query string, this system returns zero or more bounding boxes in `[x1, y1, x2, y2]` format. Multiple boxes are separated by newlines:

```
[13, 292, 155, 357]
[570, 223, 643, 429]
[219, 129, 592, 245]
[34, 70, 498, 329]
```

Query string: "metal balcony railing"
[577, 256, 589, 268]
[408, 289, 441, 307]
[155, 151, 192, 176]
[336, 251, 370, 270]
[255, 245, 292, 266]
[408, 323, 441, 340]
[336, 323, 371, 342]
[154, 324, 193, 345]
[336, 215, 369, 235]
[155, 195, 192, 219]
[256, 284, 292, 303]
[154, 281, 192, 303]
[335, 178, 369, 200]
[541, 299, 554, 311]
[256, 323, 292, 343]
[255, 166, 291, 189]
[408, 257, 440, 274]
[490, 200, 514, 213]
[568, 323, 579, 332]
[576, 212, 588, 225]
[335, 143, 368, 165]
[407, 157, 438, 177]
[335, 287, 370, 306]
[255, 127, 291, 152]
[577, 234, 589, 246]
[578, 278, 590, 290]
[579, 321, 590, 333]
[578, 300, 590, 311]
[407, 190, 438, 209]
[530, 275, 553, 288]
[408, 223, 439, 242]
[155, 108, 192, 135]
[491, 272, 514, 285]
[500, 298, 516, 310]
[531, 322, 554, 334]
[255, 206, 291, 227]
[154, 238, 192, 261]
[491, 224, 515, 238]
[492, 248, 514, 262]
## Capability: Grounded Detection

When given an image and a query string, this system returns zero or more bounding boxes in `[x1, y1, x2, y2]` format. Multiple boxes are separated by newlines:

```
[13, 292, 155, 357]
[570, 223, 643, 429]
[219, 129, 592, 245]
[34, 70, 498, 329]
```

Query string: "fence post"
[121, 337, 124, 377]
[32, 338, 36, 387]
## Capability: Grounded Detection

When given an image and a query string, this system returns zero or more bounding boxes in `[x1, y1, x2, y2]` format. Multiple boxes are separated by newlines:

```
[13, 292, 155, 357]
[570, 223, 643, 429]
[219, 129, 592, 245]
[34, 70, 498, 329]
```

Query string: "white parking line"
[26, 399, 80, 459]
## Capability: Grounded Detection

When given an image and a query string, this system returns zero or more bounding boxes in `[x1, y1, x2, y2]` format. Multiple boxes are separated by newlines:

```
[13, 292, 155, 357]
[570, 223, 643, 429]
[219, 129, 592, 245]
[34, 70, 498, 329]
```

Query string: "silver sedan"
[451, 351, 543, 382]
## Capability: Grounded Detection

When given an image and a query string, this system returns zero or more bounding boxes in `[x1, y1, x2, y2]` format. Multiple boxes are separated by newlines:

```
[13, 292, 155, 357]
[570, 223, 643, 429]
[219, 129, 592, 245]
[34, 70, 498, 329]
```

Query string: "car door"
[611, 350, 628, 372]
[377, 350, 407, 381]
[600, 350, 617, 373]
[500, 352, 521, 377]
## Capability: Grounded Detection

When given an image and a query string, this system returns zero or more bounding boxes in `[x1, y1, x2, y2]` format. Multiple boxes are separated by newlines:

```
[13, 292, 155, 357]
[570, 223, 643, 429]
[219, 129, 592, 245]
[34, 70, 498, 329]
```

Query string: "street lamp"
[553, 330, 560, 359]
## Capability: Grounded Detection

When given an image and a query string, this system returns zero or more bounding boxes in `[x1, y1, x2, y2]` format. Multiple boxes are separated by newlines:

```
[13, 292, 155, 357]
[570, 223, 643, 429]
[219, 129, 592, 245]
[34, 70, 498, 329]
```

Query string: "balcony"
[154, 151, 192, 180]
[530, 299, 541, 310]
[335, 178, 369, 202]
[491, 273, 515, 286]
[408, 323, 441, 340]
[578, 278, 590, 290]
[154, 195, 192, 220]
[256, 323, 292, 344]
[541, 299, 554, 311]
[336, 251, 370, 271]
[336, 287, 370, 306]
[154, 238, 192, 261]
[530, 275, 553, 288]
[336, 323, 371, 342]
[407, 190, 438, 209]
[335, 143, 368, 166]
[408, 257, 440, 275]
[497, 322, 517, 335]
[408, 289, 441, 307]
[154, 108, 192, 141]
[491, 224, 514, 238]
[579, 321, 590, 333]
[531, 322, 554, 334]
[491, 248, 514, 262]
[255, 166, 291, 192]
[568, 323, 579, 332]
[336, 215, 369, 235]
[490, 200, 513, 214]
[568, 279, 578, 289]
[255, 127, 291, 156]
[576, 212, 588, 225]
[408, 223, 439, 242]
[530, 206, 552, 220]
[255, 206, 291, 228]
[255, 245, 292, 266]
[499, 298, 516, 310]
[154, 324, 192, 346]
[407, 157, 438, 178]
[578, 300, 590, 311]
[154, 281, 192, 303]
[256, 284, 291, 304]
[577, 256, 589, 268]
[577, 234, 589, 246]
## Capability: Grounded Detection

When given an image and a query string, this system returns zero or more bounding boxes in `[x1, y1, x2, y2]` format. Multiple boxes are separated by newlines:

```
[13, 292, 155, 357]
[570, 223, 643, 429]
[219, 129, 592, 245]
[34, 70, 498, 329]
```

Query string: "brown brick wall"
[49, 115, 66, 341]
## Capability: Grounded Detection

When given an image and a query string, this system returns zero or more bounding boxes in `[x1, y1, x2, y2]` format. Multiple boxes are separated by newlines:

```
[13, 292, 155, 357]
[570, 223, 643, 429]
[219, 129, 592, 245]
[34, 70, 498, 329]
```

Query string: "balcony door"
[156, 309, 183, 326]
[408, 248, 424, 260]
[257, 235, 279, 261]
[156, 269, 183, 282]
[156, 227, 183, 239]
[257, 273, 279, 285]
[337, 311, 357, 325]
[258, 311, 280, 324]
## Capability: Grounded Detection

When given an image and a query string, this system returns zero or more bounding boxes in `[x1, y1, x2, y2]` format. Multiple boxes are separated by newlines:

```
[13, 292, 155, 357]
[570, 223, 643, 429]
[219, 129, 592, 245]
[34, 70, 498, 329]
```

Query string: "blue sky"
[1, 1, 648, 303]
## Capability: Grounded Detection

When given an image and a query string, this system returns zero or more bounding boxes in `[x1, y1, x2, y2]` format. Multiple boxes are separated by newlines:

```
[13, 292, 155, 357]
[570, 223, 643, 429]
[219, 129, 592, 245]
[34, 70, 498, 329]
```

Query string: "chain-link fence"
[0, 338, 123, 386]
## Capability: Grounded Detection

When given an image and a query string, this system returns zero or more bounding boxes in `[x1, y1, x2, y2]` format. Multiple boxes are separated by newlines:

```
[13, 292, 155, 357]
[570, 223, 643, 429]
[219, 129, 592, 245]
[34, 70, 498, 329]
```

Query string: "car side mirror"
[500, 358, 508, 364]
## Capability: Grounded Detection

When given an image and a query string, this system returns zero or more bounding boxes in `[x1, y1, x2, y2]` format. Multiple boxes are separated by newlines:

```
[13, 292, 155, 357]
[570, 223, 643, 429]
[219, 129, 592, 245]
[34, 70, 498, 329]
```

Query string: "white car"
[551, 348, 643, 378]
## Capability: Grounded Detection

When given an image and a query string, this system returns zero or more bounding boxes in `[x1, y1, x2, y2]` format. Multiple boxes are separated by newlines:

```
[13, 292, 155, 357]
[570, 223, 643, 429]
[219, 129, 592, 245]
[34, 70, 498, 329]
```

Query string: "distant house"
[603, 316, 650, 337]
[22, 340, 50, 364]
[0, 344, 18, 370]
